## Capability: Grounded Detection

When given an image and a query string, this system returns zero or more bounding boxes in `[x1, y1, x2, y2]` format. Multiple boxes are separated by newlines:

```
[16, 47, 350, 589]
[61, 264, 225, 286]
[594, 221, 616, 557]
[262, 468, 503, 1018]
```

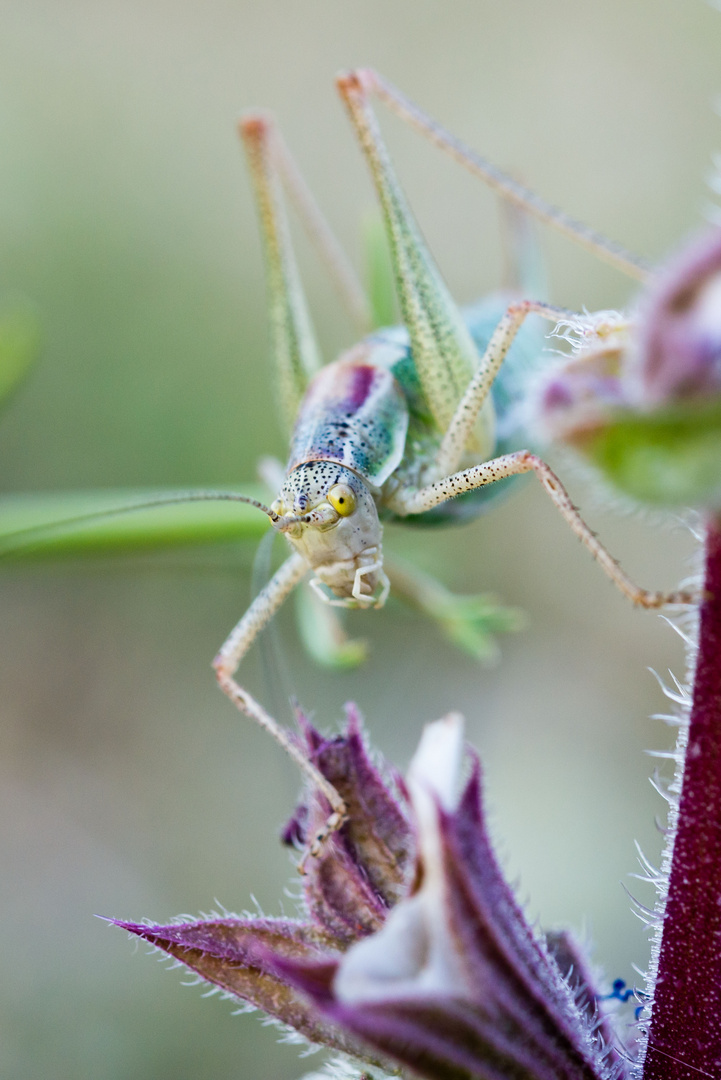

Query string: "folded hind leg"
[341, 68, 649, 282]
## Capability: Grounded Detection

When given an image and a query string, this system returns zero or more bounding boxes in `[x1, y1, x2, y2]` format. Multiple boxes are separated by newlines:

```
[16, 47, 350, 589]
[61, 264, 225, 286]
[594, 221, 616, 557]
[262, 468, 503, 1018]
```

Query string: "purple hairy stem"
[643, 516, 721, 1079]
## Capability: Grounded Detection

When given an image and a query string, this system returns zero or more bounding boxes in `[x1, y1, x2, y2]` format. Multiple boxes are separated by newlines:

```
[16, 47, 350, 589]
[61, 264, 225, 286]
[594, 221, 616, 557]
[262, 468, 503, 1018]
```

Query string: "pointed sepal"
[284, 705, 413, 942]
[111, 915, 356, 1054]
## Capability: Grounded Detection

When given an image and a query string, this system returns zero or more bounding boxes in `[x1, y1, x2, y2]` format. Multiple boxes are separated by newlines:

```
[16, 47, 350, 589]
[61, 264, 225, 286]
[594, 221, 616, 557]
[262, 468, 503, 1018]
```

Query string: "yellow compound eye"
[327, 483, 356, 517]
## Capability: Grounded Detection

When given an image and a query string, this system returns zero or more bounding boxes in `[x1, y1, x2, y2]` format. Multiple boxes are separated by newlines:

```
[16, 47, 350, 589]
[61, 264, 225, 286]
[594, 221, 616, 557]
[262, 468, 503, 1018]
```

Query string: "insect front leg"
[428, 299, 569, 483]
[385, 451, 696, 609]
[212, 551, 348, 860]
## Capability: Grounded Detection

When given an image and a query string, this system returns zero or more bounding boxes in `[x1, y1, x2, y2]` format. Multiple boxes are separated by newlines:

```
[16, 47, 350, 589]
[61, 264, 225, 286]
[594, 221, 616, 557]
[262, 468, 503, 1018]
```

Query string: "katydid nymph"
[210, 68, 694, 857]
[2, 69, 695, 861]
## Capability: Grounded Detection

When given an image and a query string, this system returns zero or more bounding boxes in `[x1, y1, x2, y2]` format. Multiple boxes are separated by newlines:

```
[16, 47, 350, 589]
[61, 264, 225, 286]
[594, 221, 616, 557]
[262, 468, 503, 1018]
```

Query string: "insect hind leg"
[350, 68, 650, 283]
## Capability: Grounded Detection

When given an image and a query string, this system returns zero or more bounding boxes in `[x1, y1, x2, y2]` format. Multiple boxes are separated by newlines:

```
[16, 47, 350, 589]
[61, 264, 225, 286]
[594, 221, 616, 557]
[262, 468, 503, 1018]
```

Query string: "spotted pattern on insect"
[271, 460, 387, 603]
[210, 70, 699, 868]
[289, 342, 408, 486]
[280, 460, 349, 514]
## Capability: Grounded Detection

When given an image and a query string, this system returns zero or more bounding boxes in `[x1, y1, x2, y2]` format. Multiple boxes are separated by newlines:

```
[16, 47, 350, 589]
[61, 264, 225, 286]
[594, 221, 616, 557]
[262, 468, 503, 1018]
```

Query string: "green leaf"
[582, 399, 721, 507]
[0, 486, 271, 559]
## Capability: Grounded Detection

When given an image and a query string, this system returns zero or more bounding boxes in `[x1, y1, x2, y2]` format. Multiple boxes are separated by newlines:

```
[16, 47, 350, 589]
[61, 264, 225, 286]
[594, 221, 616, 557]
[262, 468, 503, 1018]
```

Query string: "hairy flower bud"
[265, 717, 623, 1079]
[113, 710, 625, 1079]
[529, 229, 721, 508]
[634, 226, 721, 406]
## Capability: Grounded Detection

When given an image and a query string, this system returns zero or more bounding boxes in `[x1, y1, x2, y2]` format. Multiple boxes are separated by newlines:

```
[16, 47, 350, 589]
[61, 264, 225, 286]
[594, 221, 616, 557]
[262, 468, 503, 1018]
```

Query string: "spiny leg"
[344, 68, 651, 283]
[337, 75, 560, 481]
[240, 115, 323, 433]
[385, 451, 696, 609]
[212, 551, 348, 861]
[265, 120, 371, 335]
[430, 299, 570, 482]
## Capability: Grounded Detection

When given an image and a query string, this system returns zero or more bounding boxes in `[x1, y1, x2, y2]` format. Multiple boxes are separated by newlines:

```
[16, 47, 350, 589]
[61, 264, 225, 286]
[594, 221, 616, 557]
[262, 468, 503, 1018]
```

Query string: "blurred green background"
[0, 2, 717, 1077]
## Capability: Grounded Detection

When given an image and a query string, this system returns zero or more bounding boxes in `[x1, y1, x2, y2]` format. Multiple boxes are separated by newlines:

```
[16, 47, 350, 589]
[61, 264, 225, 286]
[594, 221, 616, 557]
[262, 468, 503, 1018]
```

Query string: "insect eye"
[327, 483, 356, 517]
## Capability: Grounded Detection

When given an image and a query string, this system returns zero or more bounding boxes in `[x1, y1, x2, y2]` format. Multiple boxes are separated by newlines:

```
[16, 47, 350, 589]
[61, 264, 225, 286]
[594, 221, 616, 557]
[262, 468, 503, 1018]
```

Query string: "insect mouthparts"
[271, 512, 310, 532]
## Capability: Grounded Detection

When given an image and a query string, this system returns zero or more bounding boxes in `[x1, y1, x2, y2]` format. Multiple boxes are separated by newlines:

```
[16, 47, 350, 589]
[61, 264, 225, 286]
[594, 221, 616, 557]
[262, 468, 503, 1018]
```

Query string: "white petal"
[333, 713, 471, 1005]
[334, 890, 468, 1003]
[406, 712, 464, 814]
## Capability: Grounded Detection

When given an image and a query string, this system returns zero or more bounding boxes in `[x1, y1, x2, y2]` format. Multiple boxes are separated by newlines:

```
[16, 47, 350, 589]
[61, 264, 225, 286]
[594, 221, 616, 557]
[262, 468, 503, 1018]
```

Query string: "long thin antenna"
[0, 488, 329, 557]
[0, 490, 280, 557]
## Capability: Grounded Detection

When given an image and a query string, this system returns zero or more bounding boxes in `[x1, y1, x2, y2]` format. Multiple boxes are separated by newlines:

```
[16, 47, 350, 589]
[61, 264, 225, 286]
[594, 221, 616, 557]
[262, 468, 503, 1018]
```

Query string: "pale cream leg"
[430, 299, 569, 481]
[386, 450, 696, 609]
[212, 551, 348, 860]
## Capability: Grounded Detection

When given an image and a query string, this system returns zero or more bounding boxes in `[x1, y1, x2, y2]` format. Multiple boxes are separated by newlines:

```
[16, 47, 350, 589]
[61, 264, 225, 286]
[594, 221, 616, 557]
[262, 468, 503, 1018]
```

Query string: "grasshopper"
[211, 69, 693, 855]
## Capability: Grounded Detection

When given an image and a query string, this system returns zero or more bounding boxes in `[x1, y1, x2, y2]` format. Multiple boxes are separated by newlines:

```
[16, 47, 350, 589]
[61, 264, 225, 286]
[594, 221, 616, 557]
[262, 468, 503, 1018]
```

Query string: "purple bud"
[113, 712, 629, 1078]
[634, 226, 721, 406]
[528, 313, 631, 448]
[270, 717, 623, 1080]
